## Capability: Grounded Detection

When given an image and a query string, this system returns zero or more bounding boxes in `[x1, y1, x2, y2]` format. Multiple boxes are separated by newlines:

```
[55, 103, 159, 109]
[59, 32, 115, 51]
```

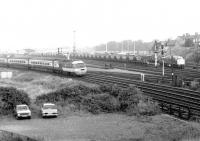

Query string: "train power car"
[163, 55, 185, 69]
[60, 60, 87, 76]
[0, 57, 87, 76]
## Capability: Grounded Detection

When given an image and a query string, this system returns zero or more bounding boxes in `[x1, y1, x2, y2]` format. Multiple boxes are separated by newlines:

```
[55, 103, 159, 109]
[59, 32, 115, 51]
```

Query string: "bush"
[81, 93, 120, 114]
[0, 87, 31, 115]
[36, 84, 160, 116]
[127, 99, 160, 116]
[36, 85, 101, 104]
[100, 83, 120, 97]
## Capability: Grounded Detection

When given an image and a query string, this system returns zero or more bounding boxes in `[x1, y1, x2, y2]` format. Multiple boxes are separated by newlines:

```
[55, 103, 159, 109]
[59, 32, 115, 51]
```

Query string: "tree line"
[94, 40, 154, 52]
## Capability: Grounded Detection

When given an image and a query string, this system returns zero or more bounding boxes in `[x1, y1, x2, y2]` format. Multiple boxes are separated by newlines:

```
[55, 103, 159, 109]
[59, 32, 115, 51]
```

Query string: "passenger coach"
[0, 57, 87, 76]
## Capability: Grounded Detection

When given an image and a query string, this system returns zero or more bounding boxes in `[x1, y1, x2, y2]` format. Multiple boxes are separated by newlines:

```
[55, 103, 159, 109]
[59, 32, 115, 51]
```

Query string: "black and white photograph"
[0, 0, 200, 141]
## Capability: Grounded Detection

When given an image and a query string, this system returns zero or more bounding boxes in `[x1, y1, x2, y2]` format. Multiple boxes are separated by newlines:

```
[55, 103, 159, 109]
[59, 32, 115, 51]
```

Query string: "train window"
[73, 63, 85, 68]
[63, 62, 72, 68]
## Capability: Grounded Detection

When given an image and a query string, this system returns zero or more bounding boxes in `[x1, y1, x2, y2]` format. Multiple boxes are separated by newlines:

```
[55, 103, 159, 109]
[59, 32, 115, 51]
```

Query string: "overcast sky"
[0, 0, 199, 52]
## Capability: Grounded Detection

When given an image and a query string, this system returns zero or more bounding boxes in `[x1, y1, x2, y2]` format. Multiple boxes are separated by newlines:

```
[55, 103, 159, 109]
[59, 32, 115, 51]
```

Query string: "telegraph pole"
[154, 41, 158, 67]
[161, 43, 165, 77]
[122, 41, 124, 53]
[169, 41, 174, 82]
[133, 40, 136, 55]
[128, 40, 130, 53]
[73, 30, 76, 54]
[105, 42, 108, 53]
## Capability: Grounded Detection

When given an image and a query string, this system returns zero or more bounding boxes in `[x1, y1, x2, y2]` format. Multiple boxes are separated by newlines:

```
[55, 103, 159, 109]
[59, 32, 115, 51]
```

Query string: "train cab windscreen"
[73, 63, 86, 68]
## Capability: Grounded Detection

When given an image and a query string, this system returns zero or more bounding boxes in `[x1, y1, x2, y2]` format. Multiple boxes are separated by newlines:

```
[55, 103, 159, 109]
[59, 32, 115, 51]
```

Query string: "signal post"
[161, 43, 165, 77]
[154, 41, 158, 67]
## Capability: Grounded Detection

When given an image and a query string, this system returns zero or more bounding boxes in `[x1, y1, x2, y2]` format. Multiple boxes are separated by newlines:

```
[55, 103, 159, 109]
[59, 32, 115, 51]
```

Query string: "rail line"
[85, 59, 200, 84]
[79, 72, 200, 119]
[1, 64, 200, 119]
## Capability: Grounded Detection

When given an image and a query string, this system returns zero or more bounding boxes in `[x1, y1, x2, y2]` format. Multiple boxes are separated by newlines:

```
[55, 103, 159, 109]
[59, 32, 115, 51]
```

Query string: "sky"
[0, 0, 200, 52]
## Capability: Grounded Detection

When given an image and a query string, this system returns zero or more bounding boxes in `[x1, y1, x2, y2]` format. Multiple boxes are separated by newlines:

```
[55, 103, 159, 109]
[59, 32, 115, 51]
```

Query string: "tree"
[184, 38, 194, 47]
[192, 49, 200, 68]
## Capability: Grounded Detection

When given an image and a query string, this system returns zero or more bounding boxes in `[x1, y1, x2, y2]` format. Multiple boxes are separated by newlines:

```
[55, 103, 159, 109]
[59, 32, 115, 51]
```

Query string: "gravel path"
[0, 114, 199, 141]
[0, 114, 144, 141]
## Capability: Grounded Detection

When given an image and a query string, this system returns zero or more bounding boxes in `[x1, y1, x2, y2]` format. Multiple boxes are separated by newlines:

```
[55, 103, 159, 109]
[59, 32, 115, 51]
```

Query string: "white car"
[41, 103, 58, 118]
[15, 104, 31, 119]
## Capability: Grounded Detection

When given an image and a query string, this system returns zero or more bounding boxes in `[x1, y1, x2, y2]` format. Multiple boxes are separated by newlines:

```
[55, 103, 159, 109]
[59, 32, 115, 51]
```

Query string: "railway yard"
[0, 54, 200, 141]
[81, 58, 200, 119]
[0, 67, 200, 141]
[2, 0, 200, 140]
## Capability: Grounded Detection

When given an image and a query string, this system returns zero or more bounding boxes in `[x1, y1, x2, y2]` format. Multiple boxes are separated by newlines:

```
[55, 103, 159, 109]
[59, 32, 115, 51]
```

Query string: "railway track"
[79, 72, 200, 119]
[1, 59, 200, 119]
[85, 59, 200, 83]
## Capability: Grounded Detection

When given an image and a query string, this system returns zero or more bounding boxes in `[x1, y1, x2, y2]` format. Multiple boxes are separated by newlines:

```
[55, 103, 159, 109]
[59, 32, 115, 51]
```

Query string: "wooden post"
[169, 105, 173, 115]
[187, 107, 191, 120]
[178, 107, 182, 118]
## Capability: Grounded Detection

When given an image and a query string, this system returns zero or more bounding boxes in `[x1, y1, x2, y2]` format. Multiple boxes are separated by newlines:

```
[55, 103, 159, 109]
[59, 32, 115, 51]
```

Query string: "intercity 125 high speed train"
[0, 57, 87, 76]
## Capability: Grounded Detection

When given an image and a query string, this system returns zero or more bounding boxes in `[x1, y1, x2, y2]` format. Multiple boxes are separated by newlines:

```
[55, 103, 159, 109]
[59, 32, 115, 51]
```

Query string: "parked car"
[14, 104, 31, 119]
[41, 103, 58, 118]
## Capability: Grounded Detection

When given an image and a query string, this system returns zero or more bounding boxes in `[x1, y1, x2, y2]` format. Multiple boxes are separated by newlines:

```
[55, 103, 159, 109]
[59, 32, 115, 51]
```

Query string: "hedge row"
[36, 84, 160, 115]
[0, 87, 30, 115]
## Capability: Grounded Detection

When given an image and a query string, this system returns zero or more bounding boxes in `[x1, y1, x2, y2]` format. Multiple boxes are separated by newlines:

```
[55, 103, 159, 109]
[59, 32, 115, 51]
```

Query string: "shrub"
[118, 85, 142, 110]
[100, 83, 120, 97]
[36, 84, 160, 116]
[127, 99, 160, 116]
[0, 87, 31, 115]
[81, 93, 120, 114]
[36, 85, 101, 104]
